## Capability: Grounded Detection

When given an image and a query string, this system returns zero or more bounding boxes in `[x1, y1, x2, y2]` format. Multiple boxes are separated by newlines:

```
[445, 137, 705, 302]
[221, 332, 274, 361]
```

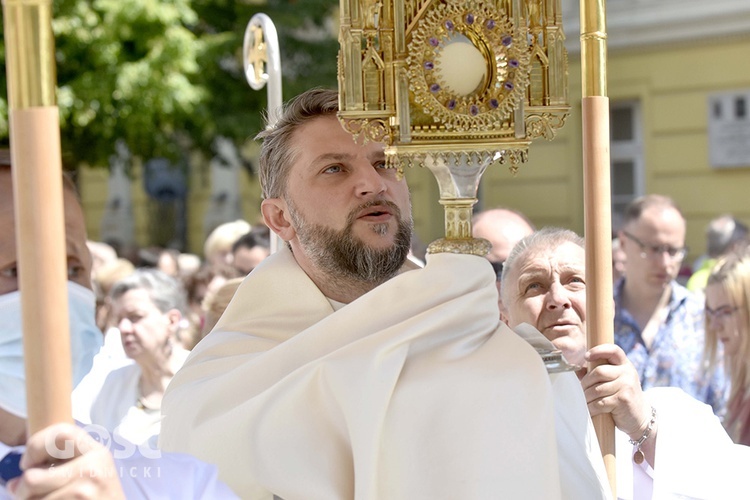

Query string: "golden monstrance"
[338, 0, 569, 255]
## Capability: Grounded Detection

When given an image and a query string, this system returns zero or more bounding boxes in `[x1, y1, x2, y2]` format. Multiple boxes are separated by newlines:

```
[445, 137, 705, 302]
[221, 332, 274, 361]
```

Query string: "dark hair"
[255, 88, 339, 199]
[232, 227, 271, 253]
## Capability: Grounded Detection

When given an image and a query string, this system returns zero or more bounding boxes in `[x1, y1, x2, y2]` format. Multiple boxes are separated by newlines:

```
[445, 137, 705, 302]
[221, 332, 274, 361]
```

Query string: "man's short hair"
[0, 148, 11, 167]
[622, 194, 684, 227]
[471, 206, 536, 230]
[256, 88, 339, 200]
[706, 215, 749, 258]
[500, 227, 584, 303]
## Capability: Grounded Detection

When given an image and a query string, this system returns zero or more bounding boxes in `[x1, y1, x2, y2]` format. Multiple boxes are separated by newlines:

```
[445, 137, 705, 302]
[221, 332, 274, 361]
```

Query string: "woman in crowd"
[705, 249, 750, 445]
[89, 268, 190, 446]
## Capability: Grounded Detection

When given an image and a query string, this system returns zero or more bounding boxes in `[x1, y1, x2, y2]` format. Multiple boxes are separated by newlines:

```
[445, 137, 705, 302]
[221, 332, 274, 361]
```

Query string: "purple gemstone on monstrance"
[429, 37, 439, 47]
[502, 35, 513, 46]
[465, 13, 475, 25]
[509, 59, 519, 68]
[470, 105, 479, 116]
[430, 83, 441, 92]
[486, 19, 496, 29]
[445, 20, 455, 31]
[503, 81, 514, 90]
[490, 99, 499, 108]
[424, 61, 434, 70]
[447, 99, 456, 110]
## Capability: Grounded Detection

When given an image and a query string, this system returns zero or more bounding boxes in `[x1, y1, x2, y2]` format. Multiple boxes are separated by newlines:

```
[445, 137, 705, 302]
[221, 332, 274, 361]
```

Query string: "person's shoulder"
[497, 322, 554, 373]
[670, 281, 704, 309]
[92, 361, 139, 391]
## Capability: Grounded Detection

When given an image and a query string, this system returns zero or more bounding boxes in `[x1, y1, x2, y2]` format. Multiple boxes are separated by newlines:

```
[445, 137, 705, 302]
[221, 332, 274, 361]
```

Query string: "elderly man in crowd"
[614, 195, 725, 413]
[161, 88, 611, 499]
[0, 158, 236, 498]
[501, 226, 750, 499]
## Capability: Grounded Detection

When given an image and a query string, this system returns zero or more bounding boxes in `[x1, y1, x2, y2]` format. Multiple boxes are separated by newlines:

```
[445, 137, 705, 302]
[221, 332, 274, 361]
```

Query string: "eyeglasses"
[490, 261, 504, 280]
[705, 305, 738, 321]
[622, 231, 688, 261]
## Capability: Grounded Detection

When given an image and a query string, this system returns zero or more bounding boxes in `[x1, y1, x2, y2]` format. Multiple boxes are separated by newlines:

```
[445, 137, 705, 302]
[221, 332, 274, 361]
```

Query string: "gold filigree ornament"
[407, 2, 531, 132]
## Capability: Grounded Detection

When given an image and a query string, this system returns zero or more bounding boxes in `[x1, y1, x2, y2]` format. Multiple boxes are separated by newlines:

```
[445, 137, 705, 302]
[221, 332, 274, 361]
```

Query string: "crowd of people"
[2, 87, 750, 499]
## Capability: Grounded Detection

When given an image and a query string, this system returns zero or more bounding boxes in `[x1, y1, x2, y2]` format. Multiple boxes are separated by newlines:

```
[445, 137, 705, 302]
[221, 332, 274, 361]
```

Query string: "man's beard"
[286, 198, 413, 285]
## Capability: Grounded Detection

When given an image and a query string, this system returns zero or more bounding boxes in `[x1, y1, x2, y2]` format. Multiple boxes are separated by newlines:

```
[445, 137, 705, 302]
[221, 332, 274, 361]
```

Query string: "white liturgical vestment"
[161, 246, 609, 499]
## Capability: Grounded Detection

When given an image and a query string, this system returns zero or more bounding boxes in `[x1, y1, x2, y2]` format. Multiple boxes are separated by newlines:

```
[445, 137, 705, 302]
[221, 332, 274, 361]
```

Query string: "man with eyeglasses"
[472, 207, 535, 313]
[615, 195, 726, 415]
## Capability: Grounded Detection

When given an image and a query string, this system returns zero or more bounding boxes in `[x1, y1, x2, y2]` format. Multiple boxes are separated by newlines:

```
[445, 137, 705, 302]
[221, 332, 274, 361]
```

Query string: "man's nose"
[546, 282, 571, 310]
[656, 248, 673, 266]
[354, 165, 387, 197]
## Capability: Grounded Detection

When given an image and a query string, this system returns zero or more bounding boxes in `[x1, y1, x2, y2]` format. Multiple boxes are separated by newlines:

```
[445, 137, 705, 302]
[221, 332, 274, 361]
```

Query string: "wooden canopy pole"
[3, 0, 74, 432]
[580, 0, 616, 496]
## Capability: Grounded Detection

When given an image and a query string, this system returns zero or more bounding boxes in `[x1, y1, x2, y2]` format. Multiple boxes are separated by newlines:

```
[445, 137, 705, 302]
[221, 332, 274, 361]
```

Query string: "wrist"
[627, 405, 654, 442]
[628, 406, 657, 465]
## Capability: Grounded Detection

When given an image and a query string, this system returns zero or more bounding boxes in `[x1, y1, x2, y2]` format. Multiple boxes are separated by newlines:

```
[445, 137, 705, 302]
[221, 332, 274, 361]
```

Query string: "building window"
[610, 100, 644, 230]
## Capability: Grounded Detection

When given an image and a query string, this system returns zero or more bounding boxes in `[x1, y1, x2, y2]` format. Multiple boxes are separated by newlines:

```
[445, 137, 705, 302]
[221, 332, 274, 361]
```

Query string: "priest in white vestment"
[160, 89, 610, 499]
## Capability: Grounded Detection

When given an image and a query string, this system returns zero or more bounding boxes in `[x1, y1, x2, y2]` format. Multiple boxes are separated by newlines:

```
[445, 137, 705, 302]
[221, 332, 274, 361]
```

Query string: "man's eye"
[374, 161, 387, 169]
[0, 266, 18, 279]
[323, 165, 343, 173]
[67, 264, 85, 279]
[524, 283, 541, 292]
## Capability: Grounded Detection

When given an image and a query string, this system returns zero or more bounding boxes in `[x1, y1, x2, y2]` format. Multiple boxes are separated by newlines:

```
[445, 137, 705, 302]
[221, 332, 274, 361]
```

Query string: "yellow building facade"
[476, 30, 750, 266]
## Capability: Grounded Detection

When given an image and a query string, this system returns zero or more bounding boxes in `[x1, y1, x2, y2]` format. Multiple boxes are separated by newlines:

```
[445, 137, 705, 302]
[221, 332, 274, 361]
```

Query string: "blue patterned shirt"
[614, 279, 727, 415]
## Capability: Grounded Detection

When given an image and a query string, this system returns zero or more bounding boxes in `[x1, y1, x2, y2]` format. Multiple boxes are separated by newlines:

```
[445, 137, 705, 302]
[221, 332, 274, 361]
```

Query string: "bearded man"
[160, 89, 611, 499]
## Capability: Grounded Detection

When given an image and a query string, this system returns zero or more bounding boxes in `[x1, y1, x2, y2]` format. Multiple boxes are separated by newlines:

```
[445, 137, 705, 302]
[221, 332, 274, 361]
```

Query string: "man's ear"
[261, 198, 295, 242]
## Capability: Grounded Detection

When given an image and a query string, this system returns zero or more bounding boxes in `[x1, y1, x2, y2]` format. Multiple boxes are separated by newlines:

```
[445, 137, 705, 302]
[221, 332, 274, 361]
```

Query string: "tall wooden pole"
[580, 0, 616, 495]
[3, 0, 73, 432]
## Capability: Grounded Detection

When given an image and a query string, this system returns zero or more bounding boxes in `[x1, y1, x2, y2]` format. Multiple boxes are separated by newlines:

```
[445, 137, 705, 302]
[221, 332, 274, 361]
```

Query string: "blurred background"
[1, 0, 749, 275]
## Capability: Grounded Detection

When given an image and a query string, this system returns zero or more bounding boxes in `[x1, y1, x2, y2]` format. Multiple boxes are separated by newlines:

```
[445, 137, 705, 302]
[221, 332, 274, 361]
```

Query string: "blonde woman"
[705, 250, 750, 445]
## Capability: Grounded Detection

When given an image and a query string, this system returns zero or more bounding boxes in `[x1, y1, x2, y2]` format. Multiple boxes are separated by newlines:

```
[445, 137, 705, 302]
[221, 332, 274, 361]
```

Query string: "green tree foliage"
[0, 0, 338, 169]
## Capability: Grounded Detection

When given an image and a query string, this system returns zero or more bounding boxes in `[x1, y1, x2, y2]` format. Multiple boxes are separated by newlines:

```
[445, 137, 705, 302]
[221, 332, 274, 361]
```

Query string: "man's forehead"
[516, 242, 585, 273]
[2, 183, 91, 258]
[629, 205, 685, 232]
[298, 115, 384, 153]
